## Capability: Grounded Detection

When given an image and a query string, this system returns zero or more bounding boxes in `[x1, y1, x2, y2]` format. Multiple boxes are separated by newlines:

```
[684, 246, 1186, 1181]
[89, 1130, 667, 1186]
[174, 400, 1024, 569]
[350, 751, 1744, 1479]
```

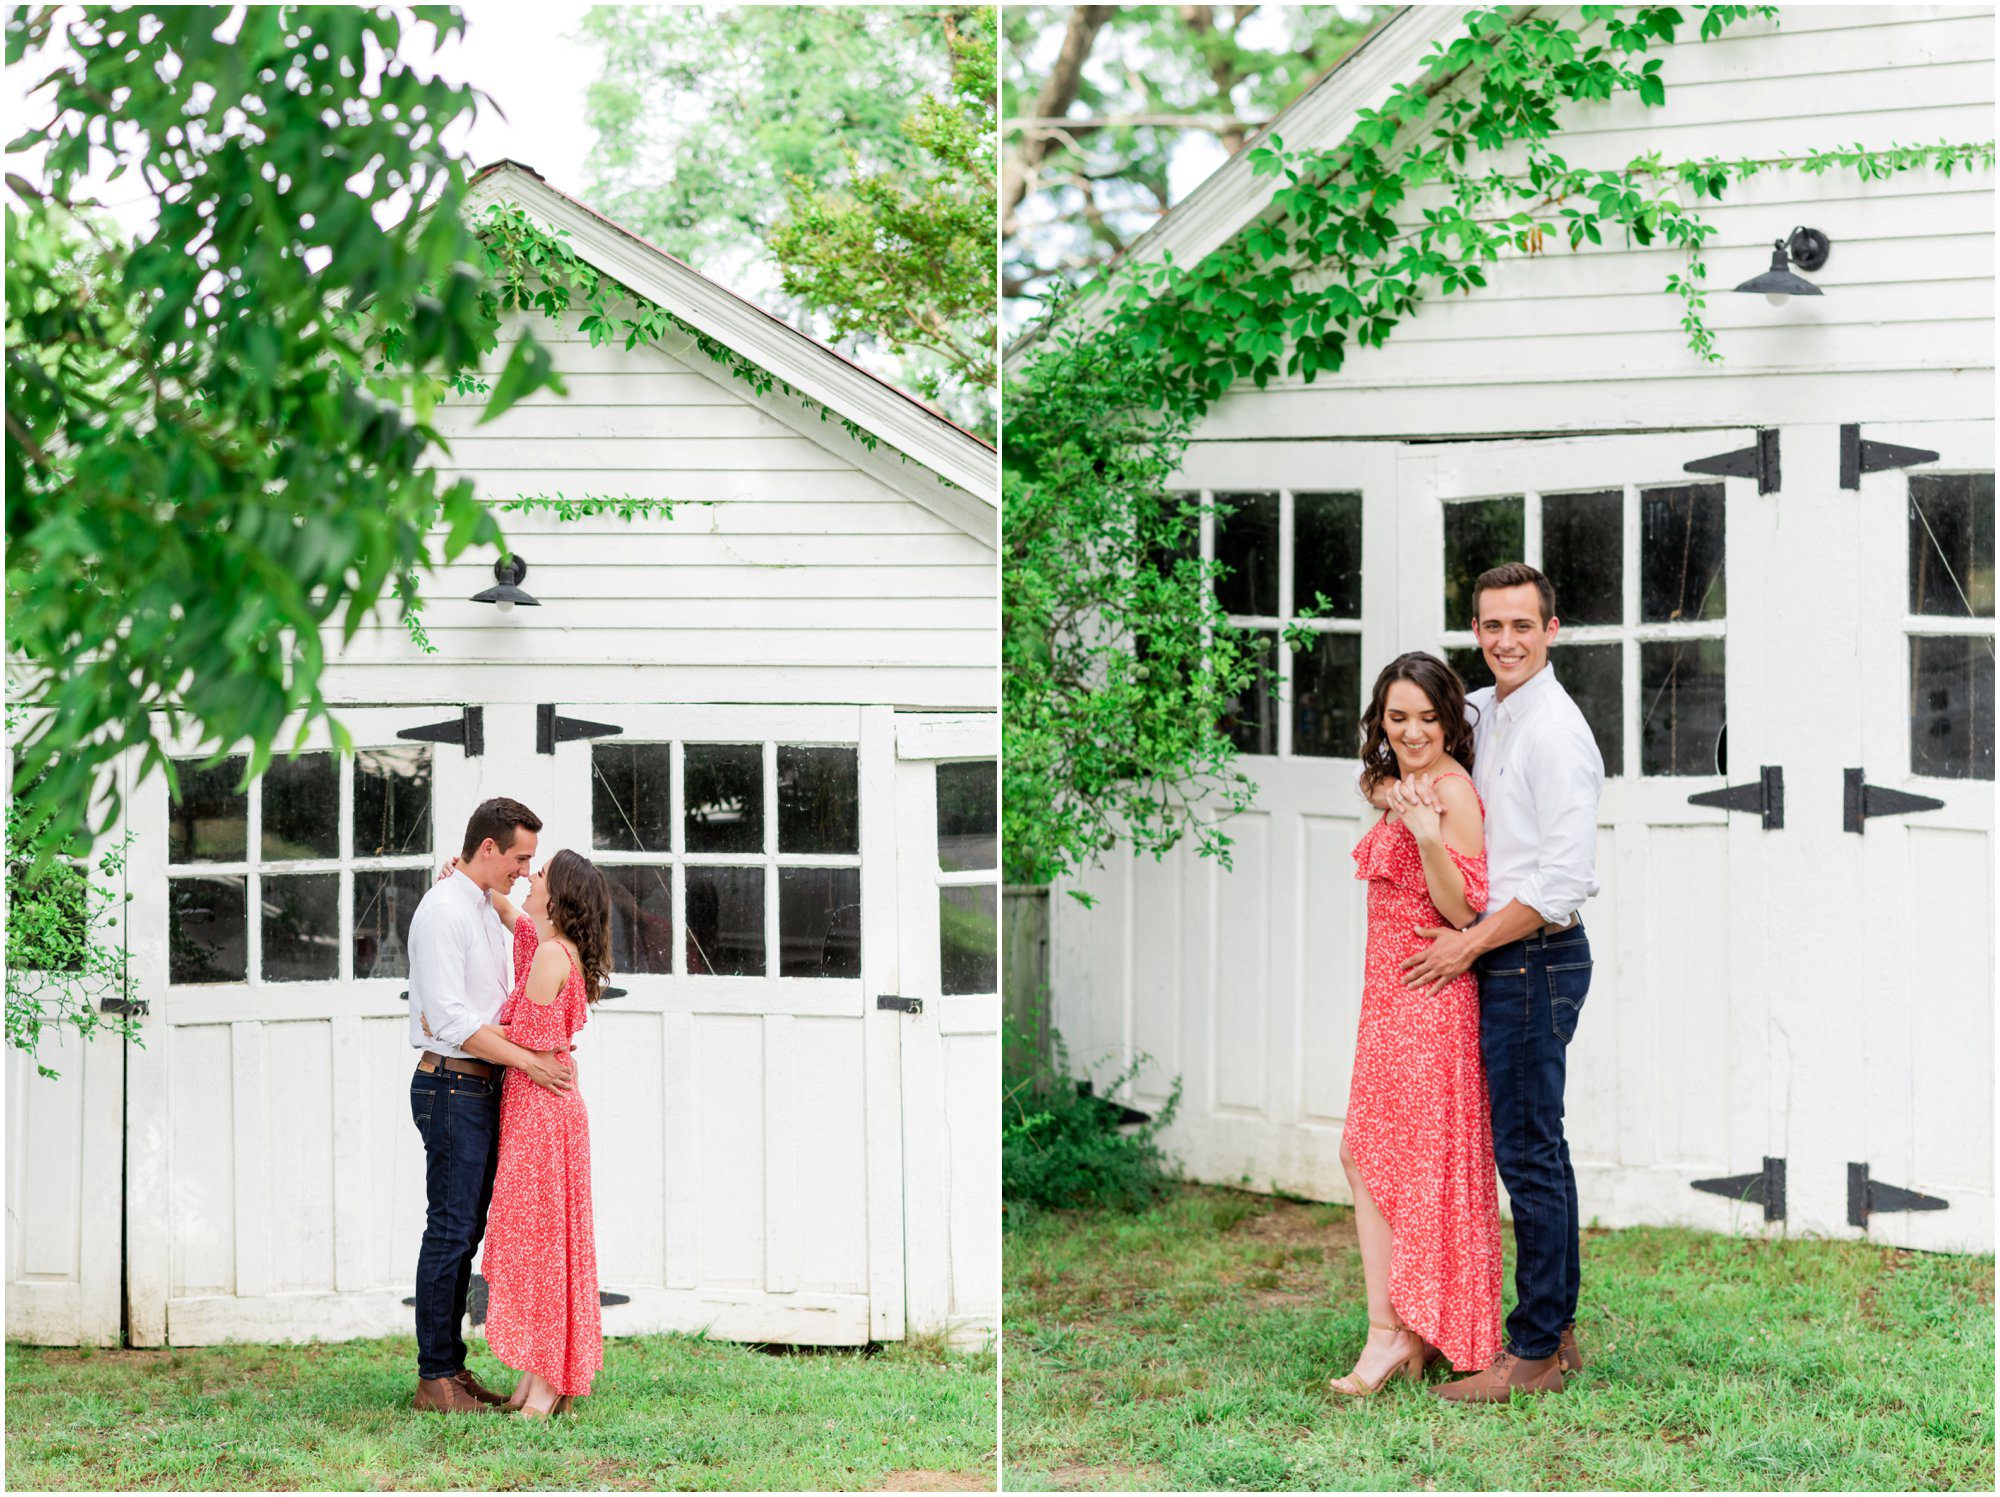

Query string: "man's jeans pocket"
[1547, 960, 1592, 1043]
[411, 1086, 434, 1141]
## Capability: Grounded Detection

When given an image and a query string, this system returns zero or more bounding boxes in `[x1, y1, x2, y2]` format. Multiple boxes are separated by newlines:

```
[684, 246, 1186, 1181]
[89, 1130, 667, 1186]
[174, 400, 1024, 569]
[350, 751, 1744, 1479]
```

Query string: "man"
[405, 797, 574, 1414]
[1378, 563, 1604, 1403]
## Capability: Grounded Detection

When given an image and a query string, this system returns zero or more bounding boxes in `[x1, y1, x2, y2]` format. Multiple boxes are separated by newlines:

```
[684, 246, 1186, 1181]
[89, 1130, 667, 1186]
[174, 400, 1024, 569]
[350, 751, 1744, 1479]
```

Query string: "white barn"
[9, 162, 1000, 1349]
[1042, 6, 1994, 1252]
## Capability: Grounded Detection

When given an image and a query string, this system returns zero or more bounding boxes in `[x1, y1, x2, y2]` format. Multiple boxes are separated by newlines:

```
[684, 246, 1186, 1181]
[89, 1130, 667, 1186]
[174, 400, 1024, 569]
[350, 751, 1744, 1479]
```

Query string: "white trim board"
[462, 163, 996, 546]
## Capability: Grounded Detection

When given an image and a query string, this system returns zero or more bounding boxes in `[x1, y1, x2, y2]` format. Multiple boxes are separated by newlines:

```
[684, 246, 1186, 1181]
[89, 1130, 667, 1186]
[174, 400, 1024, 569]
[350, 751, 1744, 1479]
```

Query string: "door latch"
[877, 995, 923, 1015]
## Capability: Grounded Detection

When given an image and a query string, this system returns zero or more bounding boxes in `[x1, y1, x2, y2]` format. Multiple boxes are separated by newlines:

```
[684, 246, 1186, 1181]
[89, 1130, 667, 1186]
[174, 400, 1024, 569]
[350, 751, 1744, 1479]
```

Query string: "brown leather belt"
[416, 1052, 497, 1080]
[1539, 916, 1581, 937]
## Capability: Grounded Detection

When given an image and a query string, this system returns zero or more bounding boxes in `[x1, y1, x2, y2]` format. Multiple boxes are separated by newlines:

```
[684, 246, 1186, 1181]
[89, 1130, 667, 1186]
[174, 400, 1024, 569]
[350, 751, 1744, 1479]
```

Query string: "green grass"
[1003, 1184, 1994, 1492]
[6, 1331, 997, 1491]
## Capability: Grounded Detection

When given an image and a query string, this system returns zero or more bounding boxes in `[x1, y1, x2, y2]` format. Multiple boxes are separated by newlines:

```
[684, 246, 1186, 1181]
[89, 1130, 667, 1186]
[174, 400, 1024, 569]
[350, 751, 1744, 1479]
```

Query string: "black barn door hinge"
[1687, 765, 1784, 830]
[1842, 768, 1943, 833]
[1691, 1156, 1786, 1221]
[1684, 429, 1780, 494]
[398, 706, 483, 757]
[536, 704, 624, 755]
[1839, 424, 1939, 489]
[1848, 1163, 1949, 1227]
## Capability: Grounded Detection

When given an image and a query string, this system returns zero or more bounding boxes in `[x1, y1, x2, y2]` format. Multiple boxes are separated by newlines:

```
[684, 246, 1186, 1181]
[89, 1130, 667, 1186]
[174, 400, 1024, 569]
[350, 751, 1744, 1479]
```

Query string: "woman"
[1330, 652, 1503, 1396]
[477, 850, 611, 1417]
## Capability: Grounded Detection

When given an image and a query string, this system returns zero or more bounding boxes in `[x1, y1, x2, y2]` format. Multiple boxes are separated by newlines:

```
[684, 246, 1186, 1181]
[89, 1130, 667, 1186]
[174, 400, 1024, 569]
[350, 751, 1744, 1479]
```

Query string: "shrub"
[1003, 1022, 1181, 1218]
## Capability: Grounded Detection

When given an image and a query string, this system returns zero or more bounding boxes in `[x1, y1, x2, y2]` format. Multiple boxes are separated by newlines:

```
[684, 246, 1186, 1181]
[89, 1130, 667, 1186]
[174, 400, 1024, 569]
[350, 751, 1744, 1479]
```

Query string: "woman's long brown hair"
[1357, 651, 1478, 793]
[544, 848, 613, 1003]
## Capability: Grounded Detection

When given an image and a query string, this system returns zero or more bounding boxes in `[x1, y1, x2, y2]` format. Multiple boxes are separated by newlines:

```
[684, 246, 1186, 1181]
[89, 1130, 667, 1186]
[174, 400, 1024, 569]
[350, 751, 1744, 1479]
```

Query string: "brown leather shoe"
[454, 1368, 508, 1407]
[1432, 1350, 1565, 1404]
[1559, 1323, 1582, 1374]
[414, 1374, 491, 1413]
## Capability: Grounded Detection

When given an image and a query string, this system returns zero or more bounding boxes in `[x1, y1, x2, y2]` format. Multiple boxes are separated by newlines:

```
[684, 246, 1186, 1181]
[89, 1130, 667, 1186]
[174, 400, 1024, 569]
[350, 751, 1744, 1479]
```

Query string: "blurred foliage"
[5, 5, 561, 870]
[582, 4, 997, 435]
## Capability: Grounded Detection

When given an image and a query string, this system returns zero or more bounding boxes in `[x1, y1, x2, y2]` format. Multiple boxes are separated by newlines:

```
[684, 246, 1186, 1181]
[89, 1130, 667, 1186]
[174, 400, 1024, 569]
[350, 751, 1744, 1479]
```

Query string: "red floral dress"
[1346, 772, 1503, 1371]
[481, 918, 603, 1397]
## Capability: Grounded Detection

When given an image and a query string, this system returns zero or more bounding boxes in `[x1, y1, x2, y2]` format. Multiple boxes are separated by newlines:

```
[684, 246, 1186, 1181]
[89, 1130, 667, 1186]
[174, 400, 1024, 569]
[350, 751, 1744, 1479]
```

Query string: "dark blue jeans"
[410, 1065, 500, 1380]
[1476, 923, 1591, 1361]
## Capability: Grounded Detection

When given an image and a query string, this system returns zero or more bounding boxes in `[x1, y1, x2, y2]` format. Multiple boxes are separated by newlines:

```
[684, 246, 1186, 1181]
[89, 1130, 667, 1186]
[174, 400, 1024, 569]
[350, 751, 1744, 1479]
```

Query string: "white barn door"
[1400, 430, 1791, 1235]
[540, 702, 898, 1343]
[1849, 420, 1993, 1252]
[126, 705, 497, 1345]
[893, 715, 999, 1347]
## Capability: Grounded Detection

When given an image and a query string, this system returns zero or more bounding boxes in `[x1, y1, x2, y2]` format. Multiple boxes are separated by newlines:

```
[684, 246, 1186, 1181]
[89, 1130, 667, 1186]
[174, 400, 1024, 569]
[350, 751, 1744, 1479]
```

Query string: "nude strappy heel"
[1327, 1320, 1426, 1397]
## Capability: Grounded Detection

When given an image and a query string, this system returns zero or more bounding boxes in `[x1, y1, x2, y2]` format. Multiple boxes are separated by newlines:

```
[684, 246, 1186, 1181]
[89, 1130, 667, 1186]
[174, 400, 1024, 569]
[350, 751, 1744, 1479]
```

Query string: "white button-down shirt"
[1466, 662, 1603, 926]
[406, 869, 510, 1056]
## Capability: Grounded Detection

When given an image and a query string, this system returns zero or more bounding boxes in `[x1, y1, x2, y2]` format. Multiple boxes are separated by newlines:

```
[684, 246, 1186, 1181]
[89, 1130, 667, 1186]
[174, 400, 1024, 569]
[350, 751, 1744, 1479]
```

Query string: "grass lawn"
[1003, 1184, 1993, 1492]
[6, 1331, 996, 1491]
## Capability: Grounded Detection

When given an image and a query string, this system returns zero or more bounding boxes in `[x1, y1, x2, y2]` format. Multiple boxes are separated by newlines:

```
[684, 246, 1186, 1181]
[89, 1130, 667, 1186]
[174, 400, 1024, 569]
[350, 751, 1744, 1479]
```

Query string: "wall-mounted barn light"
[471, 553, 540, 612]
[1733, 227, 1830, 305]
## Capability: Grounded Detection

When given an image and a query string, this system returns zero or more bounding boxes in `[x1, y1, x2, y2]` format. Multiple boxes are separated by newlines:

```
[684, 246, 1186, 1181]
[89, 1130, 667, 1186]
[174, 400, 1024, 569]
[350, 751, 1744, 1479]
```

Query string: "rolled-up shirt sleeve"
[410, 902, 481, 1051]
[1515, 725, 1602, 926]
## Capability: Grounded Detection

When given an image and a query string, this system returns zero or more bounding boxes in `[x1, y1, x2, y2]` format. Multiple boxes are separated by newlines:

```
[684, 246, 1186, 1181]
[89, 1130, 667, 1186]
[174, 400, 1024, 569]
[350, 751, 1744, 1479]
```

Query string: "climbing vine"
[1004, 2, 1996, 888]
[391, 201, 942, 651]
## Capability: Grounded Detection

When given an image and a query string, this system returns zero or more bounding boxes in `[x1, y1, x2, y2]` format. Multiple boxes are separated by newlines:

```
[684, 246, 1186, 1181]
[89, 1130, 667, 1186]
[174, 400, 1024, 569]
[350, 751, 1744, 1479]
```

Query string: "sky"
[5, 2, 605, 239]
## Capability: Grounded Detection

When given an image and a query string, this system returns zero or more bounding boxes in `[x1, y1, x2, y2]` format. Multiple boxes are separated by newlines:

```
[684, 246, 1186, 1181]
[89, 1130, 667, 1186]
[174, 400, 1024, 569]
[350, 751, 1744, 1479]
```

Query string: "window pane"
[777, 746, 858, 855]
[1641, 483, 1725, 623]
[263, 872, 339, 981]
[593, 743, 671, 854]
[685, 744, 764, 854]
[1910, 634, 1995, 779]
[170, 876, 246, 983]
[1542, 489, 1622, 626]
[1909, 473, 1995, 619]
[261, 752, 338, 861]
[779, 867, 861, 979]
[1444, 497, 1524, 628]
[353, 868, 427, 980]
[1295, 491, 1362, 619]
[168, 757, 247, 864]
[1445, 646, 1495, 696]
[937, 760, 997, 872]
[353, 747, 432, 859]
[603, 864, 675, 975]
[940, 885, 998, 996]
[1550, 643, 1622, 776]
[1292, 632, 1361, 758]
[1640, 639, 1726, 776]
[1213, 491, 1279, 617]
[685, 866, 764, 976]
[1220, 629, 1279, 756]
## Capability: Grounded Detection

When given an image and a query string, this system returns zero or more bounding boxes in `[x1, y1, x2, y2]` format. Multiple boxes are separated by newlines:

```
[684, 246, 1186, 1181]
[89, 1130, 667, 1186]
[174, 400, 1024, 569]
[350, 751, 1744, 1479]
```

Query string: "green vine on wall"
[394, 201, 940, 651]
[1003, 2, 1995, 889]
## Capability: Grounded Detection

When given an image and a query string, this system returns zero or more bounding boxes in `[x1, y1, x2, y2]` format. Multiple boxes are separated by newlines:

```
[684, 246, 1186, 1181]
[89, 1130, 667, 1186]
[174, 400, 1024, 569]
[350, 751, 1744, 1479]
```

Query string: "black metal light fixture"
[1734, 226, 1830, 305]
[471, 553, 539, 612]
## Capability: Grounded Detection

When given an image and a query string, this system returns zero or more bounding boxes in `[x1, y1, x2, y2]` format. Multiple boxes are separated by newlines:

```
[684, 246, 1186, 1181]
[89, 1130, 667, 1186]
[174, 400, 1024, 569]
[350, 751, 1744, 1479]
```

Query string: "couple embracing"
[405, 797, 613, 1418]
[1331, 562, 1604, 1405]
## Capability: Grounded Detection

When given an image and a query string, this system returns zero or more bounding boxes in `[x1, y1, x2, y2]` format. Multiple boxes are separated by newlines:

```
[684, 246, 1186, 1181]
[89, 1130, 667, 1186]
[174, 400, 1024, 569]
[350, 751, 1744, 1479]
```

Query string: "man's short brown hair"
[461, 797, 543, 861]
[1472, 562, 1557, 627]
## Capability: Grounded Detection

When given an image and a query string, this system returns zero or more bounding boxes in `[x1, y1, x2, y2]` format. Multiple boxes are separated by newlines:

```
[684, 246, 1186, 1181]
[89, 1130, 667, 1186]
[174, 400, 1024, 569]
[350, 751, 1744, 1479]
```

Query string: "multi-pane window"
[1196, 489, 1364, 759]
[1441, 482, 1726, 778]
[591, 740, 861, 979]
[1907, 472, 1995, 779]
[935, 759, 997, 995]
[166, 747, 434, 984]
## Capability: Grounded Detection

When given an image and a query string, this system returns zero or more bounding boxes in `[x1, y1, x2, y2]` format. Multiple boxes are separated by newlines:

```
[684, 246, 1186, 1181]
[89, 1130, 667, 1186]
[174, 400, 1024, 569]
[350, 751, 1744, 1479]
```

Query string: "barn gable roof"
[464, 160, 996, 546]
[1003, 5, 1466, 366]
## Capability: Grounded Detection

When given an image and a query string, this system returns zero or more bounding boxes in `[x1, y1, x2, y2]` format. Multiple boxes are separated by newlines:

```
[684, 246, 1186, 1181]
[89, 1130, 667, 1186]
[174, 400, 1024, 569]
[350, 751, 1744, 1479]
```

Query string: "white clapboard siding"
[1174, 4, 1995, 438]
[318, 301, 993, 711]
